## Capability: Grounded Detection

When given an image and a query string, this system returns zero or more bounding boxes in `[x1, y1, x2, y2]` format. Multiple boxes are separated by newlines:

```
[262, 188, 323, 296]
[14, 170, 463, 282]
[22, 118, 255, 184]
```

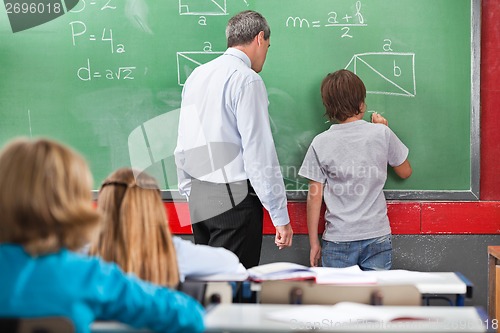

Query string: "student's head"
[321, 69, 367, 122]
[226, 10, 271, 73]
[0, 137, 100, 255]
[91, 168, 179, 288]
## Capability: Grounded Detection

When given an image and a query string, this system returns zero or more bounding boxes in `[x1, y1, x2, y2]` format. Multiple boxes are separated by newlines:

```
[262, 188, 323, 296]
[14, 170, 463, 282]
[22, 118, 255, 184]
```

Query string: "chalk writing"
[345, 52, 416, 97]
[70, 21, 125, 54]
[70, 0, 117, 13]
[286, 1, 366, 38]
[177, 51, 223, 86]
[77, 59, 136, 81]
[179, 0, 228, 16]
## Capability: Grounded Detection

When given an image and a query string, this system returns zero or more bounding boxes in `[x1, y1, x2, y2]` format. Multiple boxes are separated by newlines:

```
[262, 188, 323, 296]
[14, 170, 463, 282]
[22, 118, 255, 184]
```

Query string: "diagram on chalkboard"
[177, 51, 223, 86]
[179, 0, 227, 15]
[345, 52, 416, 97]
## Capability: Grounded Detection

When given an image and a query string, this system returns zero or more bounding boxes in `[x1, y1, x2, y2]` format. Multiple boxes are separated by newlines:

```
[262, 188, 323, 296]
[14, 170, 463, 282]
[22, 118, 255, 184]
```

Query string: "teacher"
[175, 10, 293, 268]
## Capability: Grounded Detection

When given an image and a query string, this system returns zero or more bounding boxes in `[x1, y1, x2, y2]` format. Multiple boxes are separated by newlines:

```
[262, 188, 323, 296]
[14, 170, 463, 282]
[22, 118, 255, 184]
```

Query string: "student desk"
[204, 304, 492, 333]
[251, 272, 472, 307]
[90, 304, 492, 333]
[487, 246, 500, 322]
[411, 272, 472, 306]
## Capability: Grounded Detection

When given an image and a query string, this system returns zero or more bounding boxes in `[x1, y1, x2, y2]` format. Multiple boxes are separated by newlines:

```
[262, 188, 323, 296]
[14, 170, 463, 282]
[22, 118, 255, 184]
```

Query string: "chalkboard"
[0, 0, 480, 200]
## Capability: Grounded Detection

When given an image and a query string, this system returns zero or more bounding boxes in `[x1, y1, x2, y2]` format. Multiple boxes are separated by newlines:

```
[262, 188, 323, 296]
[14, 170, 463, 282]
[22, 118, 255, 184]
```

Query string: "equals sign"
[89, 35, 96, 41]
[93, 72, 102, 78]
[312, 21, 321, 28]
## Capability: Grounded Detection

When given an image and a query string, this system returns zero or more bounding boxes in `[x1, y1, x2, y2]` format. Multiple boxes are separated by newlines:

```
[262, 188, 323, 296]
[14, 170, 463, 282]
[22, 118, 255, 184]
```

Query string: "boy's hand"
[310, 244, 321, 267]
[371, 112, 388, 126]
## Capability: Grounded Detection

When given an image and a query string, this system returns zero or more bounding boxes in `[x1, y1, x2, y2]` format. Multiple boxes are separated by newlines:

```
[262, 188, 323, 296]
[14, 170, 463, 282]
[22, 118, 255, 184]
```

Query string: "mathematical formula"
[69, 0, 117, 13]
[70, 21, 125, 54]
[286, 1, 366, 38]
[77, 59, 136, 81]
[66, 1, 139, 82]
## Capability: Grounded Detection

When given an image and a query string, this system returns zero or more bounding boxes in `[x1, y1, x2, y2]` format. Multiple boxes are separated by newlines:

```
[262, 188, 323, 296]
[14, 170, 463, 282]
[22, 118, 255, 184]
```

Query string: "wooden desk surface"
[488, 246, 500, 260]
[487, 246, 500, 323]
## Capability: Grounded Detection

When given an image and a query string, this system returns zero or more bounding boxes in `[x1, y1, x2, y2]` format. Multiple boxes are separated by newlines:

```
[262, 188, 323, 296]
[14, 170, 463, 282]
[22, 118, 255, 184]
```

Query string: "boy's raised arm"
[393, 159, 412, 179]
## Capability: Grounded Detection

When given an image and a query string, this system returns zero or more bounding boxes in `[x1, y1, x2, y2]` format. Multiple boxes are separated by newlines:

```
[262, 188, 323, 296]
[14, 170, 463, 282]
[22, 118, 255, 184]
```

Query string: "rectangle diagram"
[345, 52, 416, 97]
[179, 0, 227, 15]
[177, 51, 223, 86]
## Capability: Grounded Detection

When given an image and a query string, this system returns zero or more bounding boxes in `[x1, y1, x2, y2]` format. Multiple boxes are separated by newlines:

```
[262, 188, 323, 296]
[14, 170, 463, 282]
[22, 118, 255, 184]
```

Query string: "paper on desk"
[363, 270, 442, 283]
[267, 302, 436, 325]
[186, 263, 249, 282]
[247, 262, 316, 281]
[363, 270, 466, 295]
[310, 266, 378, 284]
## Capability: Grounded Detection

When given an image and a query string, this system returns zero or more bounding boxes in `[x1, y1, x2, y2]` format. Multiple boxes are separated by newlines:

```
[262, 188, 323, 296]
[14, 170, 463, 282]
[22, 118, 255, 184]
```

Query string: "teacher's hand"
[275, 223, 293, 249]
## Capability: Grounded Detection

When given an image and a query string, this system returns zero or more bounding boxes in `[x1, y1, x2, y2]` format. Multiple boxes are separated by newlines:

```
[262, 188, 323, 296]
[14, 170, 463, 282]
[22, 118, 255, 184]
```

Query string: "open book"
[247, 262, 377, 284]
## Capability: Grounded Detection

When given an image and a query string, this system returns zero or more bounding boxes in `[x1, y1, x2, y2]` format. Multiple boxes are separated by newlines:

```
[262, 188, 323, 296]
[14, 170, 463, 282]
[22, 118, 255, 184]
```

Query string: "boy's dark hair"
[321, 69, 366, 122]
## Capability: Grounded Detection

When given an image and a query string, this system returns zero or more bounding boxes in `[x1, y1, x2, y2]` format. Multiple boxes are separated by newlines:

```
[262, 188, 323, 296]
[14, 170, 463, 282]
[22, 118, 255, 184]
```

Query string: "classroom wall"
[172, 0, 500, 310]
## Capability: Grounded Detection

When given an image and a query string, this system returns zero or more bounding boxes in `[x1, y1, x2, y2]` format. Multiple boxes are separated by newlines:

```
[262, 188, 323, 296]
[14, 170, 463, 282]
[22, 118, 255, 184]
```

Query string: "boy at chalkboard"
[298, 69, 412, 270]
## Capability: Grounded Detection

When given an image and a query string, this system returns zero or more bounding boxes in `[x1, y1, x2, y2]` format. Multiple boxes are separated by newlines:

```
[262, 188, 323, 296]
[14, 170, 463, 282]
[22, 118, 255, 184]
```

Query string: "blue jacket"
[0, 244, 205, 333]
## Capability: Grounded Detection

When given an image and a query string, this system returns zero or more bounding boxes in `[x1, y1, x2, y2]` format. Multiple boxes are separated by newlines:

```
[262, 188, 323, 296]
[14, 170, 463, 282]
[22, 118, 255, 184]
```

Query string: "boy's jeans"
[321, 234, 392, 270]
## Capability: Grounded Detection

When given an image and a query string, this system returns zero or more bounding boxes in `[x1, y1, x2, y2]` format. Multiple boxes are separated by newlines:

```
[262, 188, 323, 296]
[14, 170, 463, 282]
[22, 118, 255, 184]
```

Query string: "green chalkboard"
[0, 0, 480, 200]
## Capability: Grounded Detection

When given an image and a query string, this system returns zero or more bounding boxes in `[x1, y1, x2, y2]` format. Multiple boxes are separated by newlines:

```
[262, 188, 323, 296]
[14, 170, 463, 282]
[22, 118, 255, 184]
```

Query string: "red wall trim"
[388, 202, 421, 235]
[421, 202, 500, 234]
[166, 201, 500, 235]
[165, 202, 193, 234]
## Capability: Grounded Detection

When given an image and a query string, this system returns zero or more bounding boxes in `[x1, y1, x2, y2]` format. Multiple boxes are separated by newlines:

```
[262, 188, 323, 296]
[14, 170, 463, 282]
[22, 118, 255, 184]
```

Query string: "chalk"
[28, 109, 32, 137]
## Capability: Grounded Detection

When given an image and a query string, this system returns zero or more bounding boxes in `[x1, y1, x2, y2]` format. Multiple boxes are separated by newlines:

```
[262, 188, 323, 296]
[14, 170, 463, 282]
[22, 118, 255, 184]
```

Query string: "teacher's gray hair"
[226, 10, 270, 47]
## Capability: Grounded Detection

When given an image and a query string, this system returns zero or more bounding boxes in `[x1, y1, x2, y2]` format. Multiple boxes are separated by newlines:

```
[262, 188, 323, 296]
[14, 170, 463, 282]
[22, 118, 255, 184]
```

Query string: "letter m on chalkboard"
[4, 0, 80, 33]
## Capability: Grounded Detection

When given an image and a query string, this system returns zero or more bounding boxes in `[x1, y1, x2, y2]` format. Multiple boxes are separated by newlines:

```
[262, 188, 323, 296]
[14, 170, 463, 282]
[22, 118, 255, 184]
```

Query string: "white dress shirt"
[173, 236, 242, 282]
[175, 48, 289, 226]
